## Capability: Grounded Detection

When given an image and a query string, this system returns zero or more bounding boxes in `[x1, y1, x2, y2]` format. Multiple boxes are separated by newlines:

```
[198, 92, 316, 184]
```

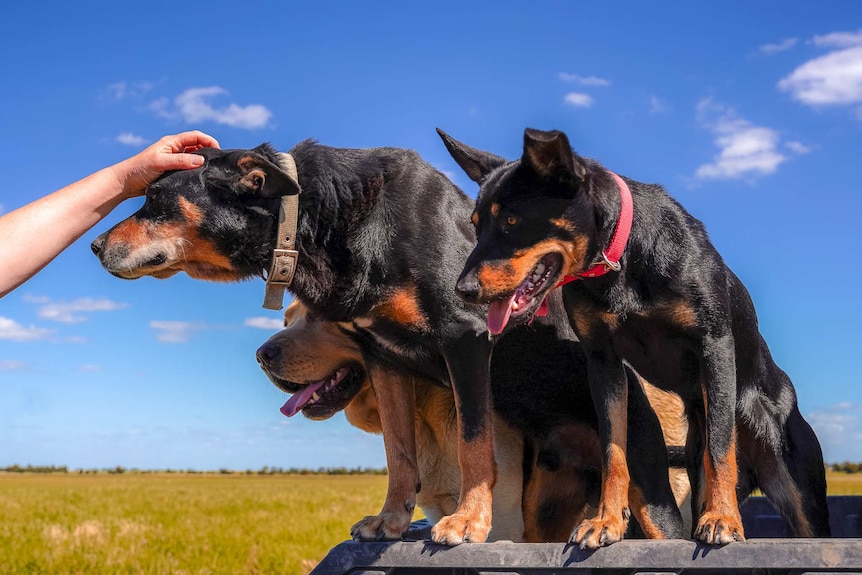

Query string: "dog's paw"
[350, 512, 412, 541]
[569, 511, 629, 550]
[694, 512, 745, 545]
[430, 512, 491, 546]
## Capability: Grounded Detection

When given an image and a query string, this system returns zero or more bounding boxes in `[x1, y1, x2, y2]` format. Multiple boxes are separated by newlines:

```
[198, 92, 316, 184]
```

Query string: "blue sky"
[1, 1, 861, 470]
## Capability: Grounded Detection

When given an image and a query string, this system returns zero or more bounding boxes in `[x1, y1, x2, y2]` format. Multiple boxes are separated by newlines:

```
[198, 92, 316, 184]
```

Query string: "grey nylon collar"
[262, 153, 301, 310]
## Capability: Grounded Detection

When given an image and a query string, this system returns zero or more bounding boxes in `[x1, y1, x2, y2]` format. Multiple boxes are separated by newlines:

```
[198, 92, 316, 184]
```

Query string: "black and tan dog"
[439, 128, 830, 546]
[257, 300, 691, 542]
[90, 140, 685, 544]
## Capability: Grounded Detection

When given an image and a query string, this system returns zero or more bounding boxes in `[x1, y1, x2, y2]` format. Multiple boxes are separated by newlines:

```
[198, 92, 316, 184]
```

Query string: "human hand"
[113, 131, 221, 199]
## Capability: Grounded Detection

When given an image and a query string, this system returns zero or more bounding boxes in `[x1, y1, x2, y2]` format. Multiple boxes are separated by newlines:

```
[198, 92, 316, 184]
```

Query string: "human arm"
[0, 131, 219, 298]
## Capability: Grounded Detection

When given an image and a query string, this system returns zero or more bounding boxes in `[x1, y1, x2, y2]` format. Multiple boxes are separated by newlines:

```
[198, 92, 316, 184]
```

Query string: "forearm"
[0, 165, 129, 297]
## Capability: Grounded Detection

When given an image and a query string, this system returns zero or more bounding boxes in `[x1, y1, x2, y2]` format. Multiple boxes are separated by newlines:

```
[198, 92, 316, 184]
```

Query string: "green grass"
[0, 473, 388, 575]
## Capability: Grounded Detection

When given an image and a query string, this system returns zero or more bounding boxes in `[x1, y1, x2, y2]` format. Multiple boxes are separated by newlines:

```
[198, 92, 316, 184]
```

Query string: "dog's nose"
[455, 272, 482, 303]
[91, 234, 106, 256]
[256, 341, 281, 365]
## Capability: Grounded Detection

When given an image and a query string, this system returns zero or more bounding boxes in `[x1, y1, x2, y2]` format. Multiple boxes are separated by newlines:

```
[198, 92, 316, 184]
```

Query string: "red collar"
[557, 171, 633, 286]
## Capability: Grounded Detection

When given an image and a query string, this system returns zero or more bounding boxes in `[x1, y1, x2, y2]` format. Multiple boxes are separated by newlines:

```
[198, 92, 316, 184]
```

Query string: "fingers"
[159, 130, 221, 153]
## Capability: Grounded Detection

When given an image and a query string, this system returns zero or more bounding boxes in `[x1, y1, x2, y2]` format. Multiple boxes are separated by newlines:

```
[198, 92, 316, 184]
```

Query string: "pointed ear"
[437, 128, 508, 183]
[522, 128, 586, 181]
[237, 150, 300, 198]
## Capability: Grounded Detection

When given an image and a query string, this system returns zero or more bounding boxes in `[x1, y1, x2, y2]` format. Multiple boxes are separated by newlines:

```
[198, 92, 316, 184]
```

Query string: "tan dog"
[258, 301, 691, 542]
[257, 301, 525, 541]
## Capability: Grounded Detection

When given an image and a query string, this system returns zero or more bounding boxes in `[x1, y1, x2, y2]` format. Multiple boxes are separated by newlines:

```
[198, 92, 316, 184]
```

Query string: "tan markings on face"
[373, 286, 429, 330]
[179, 196, 203, 226]
[471, 212, 479, 227]
[490, 203, 500, 218]
[103, 218, 149, 248]
[550, 217, 576, 233]
[174, 224, 239, 282]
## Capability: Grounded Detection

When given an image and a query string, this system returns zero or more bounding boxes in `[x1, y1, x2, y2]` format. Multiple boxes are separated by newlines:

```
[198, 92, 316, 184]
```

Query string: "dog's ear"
[522, 128, 587, 182]
[437, 128, 508, 183]
[236, 151, 300, 198]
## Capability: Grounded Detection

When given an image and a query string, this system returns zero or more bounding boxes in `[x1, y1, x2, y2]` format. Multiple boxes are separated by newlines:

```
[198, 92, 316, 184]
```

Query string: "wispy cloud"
[244, 317, 285, 330]
[151, 87, 273, 130]
[759, 37, 797, 55]
[150, 321, 197, 343]
[77, 364, 102, 372]
[785, 140, 812, 155]
[564, 92, 595, 108]
[0, 360, 28, 372]
[116, 132, 147, 146]
[779, 30, 862, 115]
[807, 403, 862, 462]
[24, 295, 128, 324]
[105, 81, 153, 101]
[0, 317, 54, 342]
[649, 96, 671, 115]
[694, 98, 787, 181]
[558, 73, 611, 87]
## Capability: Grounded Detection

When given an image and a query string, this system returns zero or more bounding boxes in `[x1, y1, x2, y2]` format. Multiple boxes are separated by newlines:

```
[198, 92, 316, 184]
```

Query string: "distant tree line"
[0, 464, 388, 475]
[829, 462, 862, 474]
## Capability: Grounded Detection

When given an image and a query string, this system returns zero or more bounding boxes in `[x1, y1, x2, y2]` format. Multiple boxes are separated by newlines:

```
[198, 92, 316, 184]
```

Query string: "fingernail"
[191, 155, 204, 166]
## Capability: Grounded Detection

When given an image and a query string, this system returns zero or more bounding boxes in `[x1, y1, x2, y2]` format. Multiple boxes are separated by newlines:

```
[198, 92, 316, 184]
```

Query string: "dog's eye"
[505, 215, 519, 228]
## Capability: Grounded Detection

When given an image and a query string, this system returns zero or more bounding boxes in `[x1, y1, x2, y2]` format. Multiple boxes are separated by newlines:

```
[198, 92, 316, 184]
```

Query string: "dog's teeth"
[312, 392, 320, 402]
[512, 301, 519, 311]
[535, 262, 546, 276]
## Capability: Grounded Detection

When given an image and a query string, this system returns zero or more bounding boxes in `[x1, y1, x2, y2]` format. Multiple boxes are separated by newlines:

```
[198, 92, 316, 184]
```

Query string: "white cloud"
[649, 96, 671, 115]
[558, 73, 611, 87]
[0, 317, 54, 342]
[77, 364, 102, 372]
[0, 360, 27, 372]
[785, 140, 812, 155]
[116, 132, 147, 146]
[26, 296, 128, 324]
[779, 45, 862, 107]
[153, 87, 273, 130]
[759, 38, 797, 55]
[150, 321, 196, 343]
[807, 403, 862, 462]
[812, 29, 862, 48]
[564, 92, 595, 108]
[244, 317, 285, 330]
[695, 98, 787, 180]
[106, 81, 153, 101]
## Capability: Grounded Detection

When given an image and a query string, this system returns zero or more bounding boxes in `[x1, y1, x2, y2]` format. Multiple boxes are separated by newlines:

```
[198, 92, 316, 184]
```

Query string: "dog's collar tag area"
[262, 153, 301, 311]
[557, 170, 632, 287]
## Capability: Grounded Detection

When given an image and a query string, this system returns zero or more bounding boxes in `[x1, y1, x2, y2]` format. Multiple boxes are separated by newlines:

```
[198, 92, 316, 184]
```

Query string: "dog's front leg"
[350, 364, 419, 541]
[431, 331, 496, 545]
[694, 332, 744, 544]
[570, 338, 631, 549]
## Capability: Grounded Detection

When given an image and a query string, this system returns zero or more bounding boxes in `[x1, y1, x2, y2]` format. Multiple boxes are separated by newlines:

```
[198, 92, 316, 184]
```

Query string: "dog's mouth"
[278, 364, 365, 420]
[487, 253, 563, 335]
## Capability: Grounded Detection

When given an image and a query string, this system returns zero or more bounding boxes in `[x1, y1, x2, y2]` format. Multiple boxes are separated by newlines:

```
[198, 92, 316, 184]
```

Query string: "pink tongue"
[280, 380, 327, 417]
[487, 294, 516, 335]
[535, 297, 550, 317]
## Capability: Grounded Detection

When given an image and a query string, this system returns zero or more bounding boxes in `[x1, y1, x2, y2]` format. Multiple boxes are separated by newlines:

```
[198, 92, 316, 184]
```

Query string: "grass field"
[1, 471, 859, 574]
[0, 473, 388, 575]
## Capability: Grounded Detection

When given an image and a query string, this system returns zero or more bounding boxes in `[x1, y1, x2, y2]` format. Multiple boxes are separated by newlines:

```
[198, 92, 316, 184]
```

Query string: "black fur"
[439, 127, 830, 544]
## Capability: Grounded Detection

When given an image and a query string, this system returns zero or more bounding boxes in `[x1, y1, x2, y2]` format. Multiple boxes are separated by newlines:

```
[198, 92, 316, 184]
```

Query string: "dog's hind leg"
[431, 331, 496, 546]
[350, 365, 419, 541]
[754, 407, 830, 537]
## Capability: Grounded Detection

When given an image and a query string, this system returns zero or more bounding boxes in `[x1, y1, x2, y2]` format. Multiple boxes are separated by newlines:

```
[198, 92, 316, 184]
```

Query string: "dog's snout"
[91, 233, 106, 256]
[256, 341, 281, 365]
[455, 272, 481, 302]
